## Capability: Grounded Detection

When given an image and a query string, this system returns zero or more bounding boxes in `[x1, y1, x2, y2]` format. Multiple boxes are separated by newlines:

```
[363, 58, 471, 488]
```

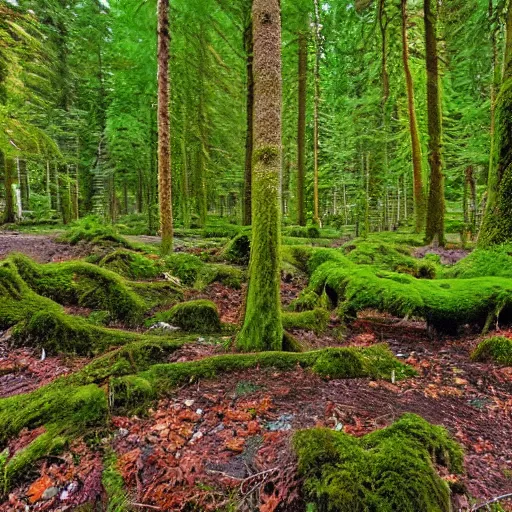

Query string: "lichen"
[294, 414, 463, 512]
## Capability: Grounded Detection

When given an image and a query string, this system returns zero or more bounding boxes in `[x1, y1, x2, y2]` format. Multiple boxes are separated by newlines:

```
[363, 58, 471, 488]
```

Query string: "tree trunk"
[401, 0, 425, 233]
[2, 155, 15, 224]
[237, 0, 283, 352]
[243, 18, 254, 226]
[157, 0, 173, 254]
[17, 159, 30, 211]
[479, 0, 512, 246]
[312, 0, 321, 226]
[424, 0, 445, 246]
[297, 24, 307, 227]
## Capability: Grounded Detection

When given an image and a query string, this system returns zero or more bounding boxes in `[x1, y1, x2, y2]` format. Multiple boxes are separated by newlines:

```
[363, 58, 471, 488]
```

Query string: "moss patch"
[282, 308, 330, 334]
[221, 232, 251, 265]
[99, 249, 163, 279]
[471, 336, 512, 366]
[294, 413, 463, 512]
[58, 217, 133, 248]
[150, 300, 222, 333]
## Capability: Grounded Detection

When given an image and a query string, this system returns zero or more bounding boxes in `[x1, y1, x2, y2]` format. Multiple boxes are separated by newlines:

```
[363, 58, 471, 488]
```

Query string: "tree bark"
[479, 1, 512, 246]
[401, 0, 425, 233]
[297, 23, 307, 227]
[237, 0, 283, 352]
[2, 154, 15, 224]
[424, 0, 445, 246]
[157, 0, 173, 255]
[312, 0, 321, 226]
[243, 18, 254, 226]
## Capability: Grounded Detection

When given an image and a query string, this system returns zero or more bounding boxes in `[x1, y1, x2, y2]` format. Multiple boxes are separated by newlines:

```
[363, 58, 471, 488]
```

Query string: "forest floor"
[0, 231, 511, 511]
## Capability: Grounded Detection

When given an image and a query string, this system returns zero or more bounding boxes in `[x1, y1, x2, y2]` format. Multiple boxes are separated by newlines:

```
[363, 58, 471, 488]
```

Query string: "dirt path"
[0, 233, 81, 262]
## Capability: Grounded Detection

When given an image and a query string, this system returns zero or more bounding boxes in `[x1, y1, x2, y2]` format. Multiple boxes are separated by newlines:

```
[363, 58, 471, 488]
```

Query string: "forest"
[1, 0, 512, 510]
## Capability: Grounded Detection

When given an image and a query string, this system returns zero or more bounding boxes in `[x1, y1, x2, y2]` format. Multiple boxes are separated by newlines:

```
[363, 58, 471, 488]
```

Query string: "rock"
[148, 322, 180, 332]
[184, 399, 195, 407]
[266, 414, 294, 432]
[42, 487, 59, 500]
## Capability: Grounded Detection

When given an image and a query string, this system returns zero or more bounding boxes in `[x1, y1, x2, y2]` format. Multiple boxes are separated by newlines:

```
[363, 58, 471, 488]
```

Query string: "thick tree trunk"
[479, 1, 512, 246]
[424, 0, 445, 246]
[243, 19, 254, 226]
[312, 0, 321, 226]
[157, 0, 173, 254]
[297, 25, 307, 227]
[401, 0, 425, 233]
[237, 0, 283, 352]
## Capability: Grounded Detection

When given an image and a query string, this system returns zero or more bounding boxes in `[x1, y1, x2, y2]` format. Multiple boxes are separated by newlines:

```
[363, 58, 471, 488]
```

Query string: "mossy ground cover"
[294, 414, 463, 512]
[471, 335, 512, 365]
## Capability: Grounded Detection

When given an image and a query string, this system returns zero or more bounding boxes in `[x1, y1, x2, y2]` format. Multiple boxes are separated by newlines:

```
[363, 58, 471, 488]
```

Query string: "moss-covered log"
[282, 308, 330, 334]
[294, 413, 463, 512]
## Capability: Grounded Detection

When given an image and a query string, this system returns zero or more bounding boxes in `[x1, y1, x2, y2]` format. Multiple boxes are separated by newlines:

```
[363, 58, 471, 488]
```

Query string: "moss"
[99, 249, 163, 279]
[285, 225, 322, 239]
[112, 345, 414, 411]
[195, 264, 245, 290]
[309, 259, 512, 334]
[282, 308, 330, 334]
[58, 217, 133, 248]
[129, 280, 183, 308]
[11, 254, 146, 325]
[164, 253, 205, 285]
[102, 452, 129, 512]
[442, 245, 512, 279]
[1, 430, 68, 494]
[471, 336, 512, 366]
[222, 232, 251, 265]
[150, 300, 222, 332]
[294, 414, 463, 512]
[291, 290, 322, 312]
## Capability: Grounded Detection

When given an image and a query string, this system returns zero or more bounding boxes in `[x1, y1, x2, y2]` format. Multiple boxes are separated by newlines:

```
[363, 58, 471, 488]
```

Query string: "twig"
[471, 492, 512, 511]
[130, 502, 162, 510]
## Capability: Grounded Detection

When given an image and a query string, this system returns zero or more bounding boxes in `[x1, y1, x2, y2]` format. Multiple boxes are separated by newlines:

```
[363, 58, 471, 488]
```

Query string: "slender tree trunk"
[2, 155, 15, 224]
[401, 0, 425, 233]
[181, 108, 191, 229]
[17, 159, 29, 211]
[237, 0, 283, 352]
[297, 24, 307, 227]
[488, 0, 499, 186]
[479, 0, 512, 246]
[243, 18, 254, 226]
[424, 0, 445, 246]
[157, 0, 173, 254]
[196, 31, 208, 228]
[312, 0, 321, 226]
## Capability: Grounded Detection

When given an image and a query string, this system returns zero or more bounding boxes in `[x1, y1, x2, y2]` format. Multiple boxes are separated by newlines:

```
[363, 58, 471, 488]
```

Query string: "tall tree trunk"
[181, 107, 191, 229]
[479, 0, 512, 246]
[243, 18, 254, 226]
[297, 23, 307, 227]
[424, 0, 445, 246]
[401, 0, 425, 232]
[157, 0, 173, 255]
[488, 0, 499, 186]
[237, 0, 283, 352]
[196, 31, 208, 228]
[312, 0, 321, 226]
[17, 159, 29, 211]
[2, 155, 15, 224]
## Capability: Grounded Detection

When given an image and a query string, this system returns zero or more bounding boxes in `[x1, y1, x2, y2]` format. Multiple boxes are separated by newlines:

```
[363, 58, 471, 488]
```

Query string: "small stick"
[471, 492, 512, 511]
[131, 502, 162, 510]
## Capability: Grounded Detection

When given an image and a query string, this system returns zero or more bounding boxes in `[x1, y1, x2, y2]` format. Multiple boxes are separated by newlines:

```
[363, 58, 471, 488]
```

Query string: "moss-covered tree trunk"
[157, 0, 173, 255]
[3, 156, 15, 224]
[236, 0, 283, 352]
[479, 1, 512, 247]
[401, 0, 425, 233]
[312, 0, 321, 227]
[297, 22, 307, 227]
[243, 16, 254, 227]
[424, 0, 445, 246]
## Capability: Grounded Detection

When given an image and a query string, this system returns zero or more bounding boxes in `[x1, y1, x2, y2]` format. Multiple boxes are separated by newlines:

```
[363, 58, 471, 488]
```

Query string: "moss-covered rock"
[11, 254, 146, 324]
[99, 249, 164, 279]
[309, 258, 512, 334]
[282, 308, 330, 334]
[471, 335, 512, 366]
[221, 232, 251, 265]
[294, 413, 463, 512]
[150, 299, 222, 332]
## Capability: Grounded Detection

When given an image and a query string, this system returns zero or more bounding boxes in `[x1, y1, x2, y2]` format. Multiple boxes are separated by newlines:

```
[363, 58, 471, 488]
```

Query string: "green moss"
[471, 336, 512, 366]
[291, 290, 322, 312]
[285, 225, 322, 239]
[442, 245, 512, 279]
[150, 300, 222, 332]
[129, 280, 183, 308]
[309, 259, 512, 334]
[102, 452, 129, 512]
[164, 253, 205, 285]
[221, 232, 251, 265]
[294, 414, 463, 512]
[11, 254, 146, 324]
[282, 308, 330, 334]
[58, 217, 133, 248]
[99, 249, 163, 279]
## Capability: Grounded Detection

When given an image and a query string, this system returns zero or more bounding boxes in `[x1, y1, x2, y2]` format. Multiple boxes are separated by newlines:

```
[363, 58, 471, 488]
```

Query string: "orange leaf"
[27, 475, 53, 504]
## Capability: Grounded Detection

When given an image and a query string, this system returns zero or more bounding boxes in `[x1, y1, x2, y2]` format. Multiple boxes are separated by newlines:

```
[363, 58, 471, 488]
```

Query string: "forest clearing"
[1, 0, 512, 510]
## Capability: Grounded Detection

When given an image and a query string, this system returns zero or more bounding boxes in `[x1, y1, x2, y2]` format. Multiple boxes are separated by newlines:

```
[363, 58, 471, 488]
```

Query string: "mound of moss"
[282, 308, 330, 334]
[285, 225, 322, 239]
[442, 245, 512, 279]
[471, 336, 512, 366]
[58, 217, 133, 248]
[150, 299, 222, 332]
[99, 249, 164, 279]
[294, 413, 463, 512]
[309, 258, 512, 334]
[221, 232, 251, 265]
[342, 240, 437, 278]
[10, 253, 146, 324]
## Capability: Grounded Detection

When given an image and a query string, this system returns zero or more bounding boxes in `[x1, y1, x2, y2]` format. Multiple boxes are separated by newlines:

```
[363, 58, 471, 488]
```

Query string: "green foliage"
[294, 414, 463, 512]
[285, 225, 322, 239]
[282, 308, 330, 334]
[99, 249, 164, 279]
[442, 245, 512, 279]
[11, 253, 146, 324]
[310, 258, 512, 334]
[102, 452, 129, 512]
[150, 299, 222, 332]
[58, 218, 133, 248]
[471, 336, 512, 366]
